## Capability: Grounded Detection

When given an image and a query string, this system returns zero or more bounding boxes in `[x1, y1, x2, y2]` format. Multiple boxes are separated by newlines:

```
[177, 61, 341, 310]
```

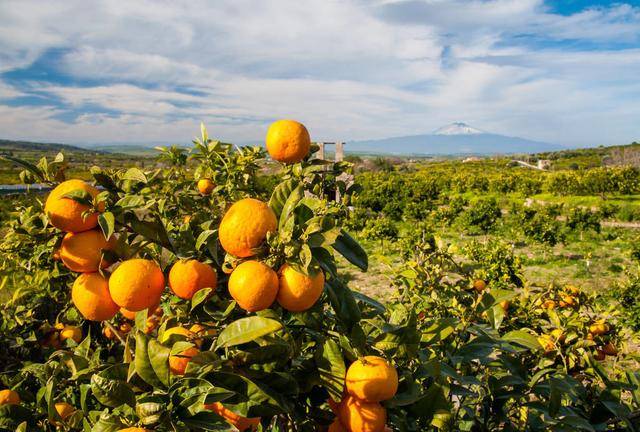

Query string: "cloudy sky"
[0, 0, 639, 147]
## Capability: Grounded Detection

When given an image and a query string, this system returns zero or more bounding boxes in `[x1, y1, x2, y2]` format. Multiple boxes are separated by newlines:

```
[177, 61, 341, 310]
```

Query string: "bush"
[457, 197, 502, 234]
[361, 217, 399, 243]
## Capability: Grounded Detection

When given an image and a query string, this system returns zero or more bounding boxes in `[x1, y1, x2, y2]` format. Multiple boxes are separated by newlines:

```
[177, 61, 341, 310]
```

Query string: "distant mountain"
[348, 122, 563, 156]
[0, 139, 103, 154]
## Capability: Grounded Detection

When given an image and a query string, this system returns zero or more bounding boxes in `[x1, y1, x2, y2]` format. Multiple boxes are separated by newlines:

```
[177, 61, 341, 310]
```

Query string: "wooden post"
[317, 142, 325, 160]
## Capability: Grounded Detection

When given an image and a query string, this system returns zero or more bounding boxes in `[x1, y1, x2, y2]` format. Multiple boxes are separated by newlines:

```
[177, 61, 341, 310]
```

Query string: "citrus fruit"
[337, 395, 386, 432]
[60, 229, 115, 272]
[265, 119, 311, 163]
[169, 259, 217, 300]
[228, 260, 279, 312]
[277, 264, 324, 312]
[51, 402, 75, 426]
[345, 356, 398, 402]
[109, 259, 165, 312]
[0, 389, 20, 405]
[537, 335, 555, 353]
[161, 327, 199, 375]
[219, 198, 277, 258]
[473, 279, 486, 293]
[197, 179, 215, 195]
[45, 179, 102, 233]
[117, 428, 152, 432]
[72, 273, 120, 321]
[589, 322, 609, 336]
[328, 418, 348, 432]
[204, 402, 260, 431]
[60, 326, 82, 343]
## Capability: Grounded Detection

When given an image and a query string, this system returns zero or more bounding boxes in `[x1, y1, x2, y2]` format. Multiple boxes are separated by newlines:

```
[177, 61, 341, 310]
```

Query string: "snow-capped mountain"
[348, 123, 562, 156]
[433, 122, 484, 135]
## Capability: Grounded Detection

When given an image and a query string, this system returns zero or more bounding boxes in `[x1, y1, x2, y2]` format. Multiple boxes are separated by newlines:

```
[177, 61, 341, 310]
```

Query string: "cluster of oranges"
[327, 356, 398, 432]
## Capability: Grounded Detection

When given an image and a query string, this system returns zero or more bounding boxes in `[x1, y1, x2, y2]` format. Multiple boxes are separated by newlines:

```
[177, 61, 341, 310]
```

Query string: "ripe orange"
[60, 230, 115, 273]
[60, 326, 82, 344]
[499, 300, 510, 313]
[169, 259, 217, 300]
[265, 119, 311, 164]
[120, 301, 160, 320]
[117, 428, 152, 432]
[161, 327, 199, 375]
[189, 323, 216, 347]
[589, 322, 609, 336]
[204, 402, 260, 431]
[109, 259, 165, 312]
[473, 279, 486, 293]
[72, 273, 120, 321]
[0, 389, 20, 405]
[45, 179, 102, 233]
[328, 418, 348, 432]
[228, 261, 279, 312]
[51, 402, 75, 426]
[345, 356, 398, 403]
[542, 300, 556, 310]
[197, 179, 215, 195]
[219, 198, 277, 258]
[337, 395, 386, 432]
[103, 326, 119, 340]
[277, 264, 324, 312]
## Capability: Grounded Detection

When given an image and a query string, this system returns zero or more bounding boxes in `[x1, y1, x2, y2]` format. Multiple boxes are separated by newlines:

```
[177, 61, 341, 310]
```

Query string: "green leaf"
[61, 189, 93, 206]
[148, 339, 171, 387]
[122, 167, 147, 183]
[90, 364, 135, 408]
[315, 339, 345, 401]
[191, 288, 213, 311]
[332, 230, 368, 271]
[90, 410, 126, 432]
[326, 278, 361, 329]
[408, 382, 451, 425]
[502, 330, 541, 350]
[0, 155, 45, 182]
[98, 212, 115, 241]
[135, 331, 164, 388]
[215, 317, 283, 349]
[278, 184, 304, 231]
[195, 230, 216, 251]
[269, 179, 299, 219]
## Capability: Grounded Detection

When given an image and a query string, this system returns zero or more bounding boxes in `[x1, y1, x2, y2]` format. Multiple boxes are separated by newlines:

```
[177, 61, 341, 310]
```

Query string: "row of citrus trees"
[0, 122, 638, 431]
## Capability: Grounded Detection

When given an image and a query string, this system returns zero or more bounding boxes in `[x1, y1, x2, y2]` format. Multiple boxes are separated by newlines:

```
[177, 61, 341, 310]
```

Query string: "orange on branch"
[0, 389, 20, 405]
[169, 259, 217, 300]
[72, 273, 120, 321]
[45, 179, 102, 233]
[228, 260, 279, 312]
[51, 402, 76, 426]
[345, 356, 398, 403]
[277, 264, 324, 312]
[219, 198, 277, 258]
[197, 179, 215, 195]
[337, 395, 386, 432]
[109, 259, 165, 312]
[60, 229, 115, 273]
[265, 119, 311, 164]
[60, 326, 82, 344]
[204, 402, 260, 431]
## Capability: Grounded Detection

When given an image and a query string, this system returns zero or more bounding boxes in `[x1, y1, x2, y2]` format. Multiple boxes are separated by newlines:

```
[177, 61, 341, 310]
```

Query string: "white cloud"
[0, 0, 639, 147]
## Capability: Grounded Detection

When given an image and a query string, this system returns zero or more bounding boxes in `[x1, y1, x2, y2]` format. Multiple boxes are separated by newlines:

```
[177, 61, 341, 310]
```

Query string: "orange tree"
[0, 122, 638, 432]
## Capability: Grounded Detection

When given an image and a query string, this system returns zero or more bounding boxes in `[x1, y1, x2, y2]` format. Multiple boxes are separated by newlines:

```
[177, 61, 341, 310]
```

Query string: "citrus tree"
[0, 120, 638, 432]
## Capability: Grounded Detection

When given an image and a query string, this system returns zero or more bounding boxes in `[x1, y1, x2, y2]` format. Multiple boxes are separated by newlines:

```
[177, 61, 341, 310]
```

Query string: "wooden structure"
[315, 142, 350, 201]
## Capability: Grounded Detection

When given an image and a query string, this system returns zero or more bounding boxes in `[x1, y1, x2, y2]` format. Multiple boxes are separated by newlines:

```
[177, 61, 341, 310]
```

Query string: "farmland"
[0, 131, 639, 431]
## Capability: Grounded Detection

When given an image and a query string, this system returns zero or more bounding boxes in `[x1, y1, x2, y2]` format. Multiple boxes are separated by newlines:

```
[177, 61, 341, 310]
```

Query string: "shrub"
[457, 197, 502, 234]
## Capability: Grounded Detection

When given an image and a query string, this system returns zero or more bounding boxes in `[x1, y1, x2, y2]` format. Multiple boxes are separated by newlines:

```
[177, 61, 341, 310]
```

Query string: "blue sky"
[0, 0, 639, 147]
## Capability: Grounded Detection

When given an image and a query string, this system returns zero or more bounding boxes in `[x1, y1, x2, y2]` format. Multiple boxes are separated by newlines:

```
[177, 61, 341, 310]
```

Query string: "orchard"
[0, 119, 638, 431]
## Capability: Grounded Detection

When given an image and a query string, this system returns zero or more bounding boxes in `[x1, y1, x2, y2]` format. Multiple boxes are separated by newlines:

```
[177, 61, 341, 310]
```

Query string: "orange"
[60, 326, 82, 344]
[228, 261, 279, 312]
[169, 259, 217, 300]
[499, 300, 510, 313]
[345, 356, 398, 402]
[265, 119, 311, 164]
[560, 294, 577, 307]
[473, 279, 486, 293]
[589, 322, 609, 336]
[566, 285, 580, 295]
[161, 327, 199, 375]
[219, 198, 277, 258]
[72, 273, 120, 321]
[103, 326, 119, 340]
[197, 179, 215, 195]
[60, 230, 115, 272]
[337, 395, 386, 432]
[189, 323, 216, 347]
[51, 402, 75, 426]
[45, 179, 102, 233]
[0, 389, 20, 405]
[277, 264, 324, 312]
[118, 428, 152, 432]
[542, 300, 556, 310]
[109, 259, 165, 312]
[204, 402, 260, 431]
[120, 302, 160, 320]
[119, 322, 132, 334]
[328, 418, 348, 432]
